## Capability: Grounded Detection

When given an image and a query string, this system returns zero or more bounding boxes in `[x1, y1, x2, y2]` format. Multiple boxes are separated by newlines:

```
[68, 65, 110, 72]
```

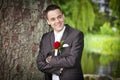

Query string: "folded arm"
[36, 34, 62, 75]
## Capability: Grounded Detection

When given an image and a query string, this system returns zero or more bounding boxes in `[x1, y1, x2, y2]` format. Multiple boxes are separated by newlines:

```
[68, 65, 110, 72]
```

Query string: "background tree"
[0, 0, 50, 80]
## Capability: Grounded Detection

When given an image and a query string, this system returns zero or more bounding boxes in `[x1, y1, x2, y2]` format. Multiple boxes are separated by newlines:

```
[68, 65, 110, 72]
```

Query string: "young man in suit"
[37, 4, 84, 80]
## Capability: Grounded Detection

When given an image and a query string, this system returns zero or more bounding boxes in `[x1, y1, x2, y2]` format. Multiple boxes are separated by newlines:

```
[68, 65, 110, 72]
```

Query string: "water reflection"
[82, 51, 120, 78]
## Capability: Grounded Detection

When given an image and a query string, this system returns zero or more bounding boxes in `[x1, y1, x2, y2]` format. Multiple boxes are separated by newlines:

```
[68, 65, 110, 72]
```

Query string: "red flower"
[54, 41, 61, 49]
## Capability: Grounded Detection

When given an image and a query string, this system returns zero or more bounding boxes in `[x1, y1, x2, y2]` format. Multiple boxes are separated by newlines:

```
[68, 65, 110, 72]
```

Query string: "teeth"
[56, 25, 60, 27]
[56, 23, 61, 27]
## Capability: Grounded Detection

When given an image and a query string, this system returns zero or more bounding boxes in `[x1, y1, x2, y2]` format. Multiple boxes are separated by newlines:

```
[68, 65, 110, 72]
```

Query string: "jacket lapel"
[61, 25, 69, 42]
[50, 31, 55, 49]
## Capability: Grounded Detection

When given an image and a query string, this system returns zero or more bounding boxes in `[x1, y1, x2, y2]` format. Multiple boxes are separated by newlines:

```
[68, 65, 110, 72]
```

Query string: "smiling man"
[37, 4, 84, 80]
[46, 8, 64, 32]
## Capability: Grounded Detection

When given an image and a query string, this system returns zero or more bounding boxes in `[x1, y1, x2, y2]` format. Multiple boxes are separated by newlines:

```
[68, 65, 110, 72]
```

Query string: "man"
[37, 4, 84, 80]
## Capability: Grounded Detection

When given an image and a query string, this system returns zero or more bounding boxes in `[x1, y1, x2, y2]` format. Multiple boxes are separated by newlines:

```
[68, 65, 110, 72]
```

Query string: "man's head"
[44, 4, 65, 32]
[44, 4, 63, 19]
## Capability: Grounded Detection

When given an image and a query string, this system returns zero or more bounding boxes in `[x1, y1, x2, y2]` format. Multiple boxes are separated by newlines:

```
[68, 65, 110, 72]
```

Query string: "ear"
[47, 20, 50, 25]
[63, 14, 65, 19]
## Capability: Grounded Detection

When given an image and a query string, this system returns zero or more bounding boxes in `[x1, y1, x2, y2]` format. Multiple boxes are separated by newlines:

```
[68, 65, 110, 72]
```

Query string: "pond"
[82, 51, 120, 78]
[82, 34, 120, 78]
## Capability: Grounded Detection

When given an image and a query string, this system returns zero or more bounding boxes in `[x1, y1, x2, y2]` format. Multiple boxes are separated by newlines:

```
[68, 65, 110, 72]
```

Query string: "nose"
[55, 18, 60, 23]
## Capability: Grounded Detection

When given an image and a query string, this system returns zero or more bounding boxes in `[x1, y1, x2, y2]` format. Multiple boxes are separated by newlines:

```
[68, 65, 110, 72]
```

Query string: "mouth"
[55, 22, 62, 27]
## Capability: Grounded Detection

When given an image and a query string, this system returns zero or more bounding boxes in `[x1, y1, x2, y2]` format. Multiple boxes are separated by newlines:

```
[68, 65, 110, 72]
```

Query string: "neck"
[54, 26, 65, 34]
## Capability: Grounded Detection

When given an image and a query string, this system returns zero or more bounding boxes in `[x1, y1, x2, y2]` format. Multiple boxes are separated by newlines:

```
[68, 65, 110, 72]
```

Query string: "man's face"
[47, 9, 64, 32]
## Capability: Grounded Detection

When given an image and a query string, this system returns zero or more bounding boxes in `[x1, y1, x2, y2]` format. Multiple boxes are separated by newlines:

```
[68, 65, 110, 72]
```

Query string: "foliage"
[109, 0, 120, 33]
[52, 0, 95, 33]
[90, 0, 120, 34]
[83, 34, 120, 76]
[113, 60, 120, 78]
[51, 0, 120, 34]
[93, 13, 111, 33]
[109, 0, 120, 19]
[82, 51, 100, 74]
[84, 34, 120, 66]
[99, 54, 113, 66]
[85, 34, 120, 55]
[100, 22, 119, 36]
[82, 51, 120, 77]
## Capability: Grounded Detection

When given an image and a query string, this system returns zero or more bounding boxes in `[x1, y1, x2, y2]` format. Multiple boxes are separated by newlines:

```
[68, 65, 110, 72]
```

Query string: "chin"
[59, 28, 64, 31]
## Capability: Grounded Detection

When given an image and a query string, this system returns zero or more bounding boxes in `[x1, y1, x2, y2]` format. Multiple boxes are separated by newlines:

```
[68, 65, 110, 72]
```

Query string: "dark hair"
[44, 4, 63, 19]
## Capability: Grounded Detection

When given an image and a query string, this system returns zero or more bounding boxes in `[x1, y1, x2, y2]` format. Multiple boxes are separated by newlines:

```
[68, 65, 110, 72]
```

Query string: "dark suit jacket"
[37, 24, 84, 80]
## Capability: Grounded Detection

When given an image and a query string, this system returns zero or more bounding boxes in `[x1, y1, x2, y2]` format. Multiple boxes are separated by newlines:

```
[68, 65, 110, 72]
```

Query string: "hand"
[46, 56, 52, 63]
[60, 68, 63, 73]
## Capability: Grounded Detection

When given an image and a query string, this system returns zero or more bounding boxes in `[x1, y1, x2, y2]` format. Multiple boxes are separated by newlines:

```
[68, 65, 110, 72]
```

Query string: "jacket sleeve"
[36, 34, 62, 75]
[49, 32, 84, 68]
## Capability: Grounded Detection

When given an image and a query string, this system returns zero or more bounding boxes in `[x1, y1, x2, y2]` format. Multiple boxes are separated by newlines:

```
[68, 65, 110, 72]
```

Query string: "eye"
[58, 15, 62, 19]
[50, 18, 55, 21]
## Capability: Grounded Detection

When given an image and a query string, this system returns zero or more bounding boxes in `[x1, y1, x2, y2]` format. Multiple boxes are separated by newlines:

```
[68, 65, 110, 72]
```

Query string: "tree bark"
[0, 0, 51, 80]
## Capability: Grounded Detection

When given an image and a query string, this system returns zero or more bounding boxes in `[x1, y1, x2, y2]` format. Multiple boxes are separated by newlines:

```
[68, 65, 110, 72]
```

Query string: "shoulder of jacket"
[43, 31, 53, 36]
[67, 25, 83, 36]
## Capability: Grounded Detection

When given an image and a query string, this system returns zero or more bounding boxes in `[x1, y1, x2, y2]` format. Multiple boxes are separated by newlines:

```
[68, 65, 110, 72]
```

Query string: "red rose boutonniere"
[53, 41, 64, 56]
[54, 41, 61, 49]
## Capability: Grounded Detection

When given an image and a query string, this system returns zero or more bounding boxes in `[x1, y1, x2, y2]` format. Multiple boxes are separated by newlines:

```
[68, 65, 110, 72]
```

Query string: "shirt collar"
[54, 26, 66, 36]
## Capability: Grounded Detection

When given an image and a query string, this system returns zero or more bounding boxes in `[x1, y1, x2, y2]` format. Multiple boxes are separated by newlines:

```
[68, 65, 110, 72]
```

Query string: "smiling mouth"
[56, 22, 62, 27]
[56, 24, 61, 27]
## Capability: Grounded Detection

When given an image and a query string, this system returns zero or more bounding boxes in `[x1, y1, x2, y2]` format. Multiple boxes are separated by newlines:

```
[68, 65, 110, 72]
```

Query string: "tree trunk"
[0, 0, 51, 80]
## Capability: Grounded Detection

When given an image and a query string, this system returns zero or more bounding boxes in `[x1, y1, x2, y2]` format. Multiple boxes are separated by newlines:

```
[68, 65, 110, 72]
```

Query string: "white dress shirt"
[52, 26, 66, 80]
